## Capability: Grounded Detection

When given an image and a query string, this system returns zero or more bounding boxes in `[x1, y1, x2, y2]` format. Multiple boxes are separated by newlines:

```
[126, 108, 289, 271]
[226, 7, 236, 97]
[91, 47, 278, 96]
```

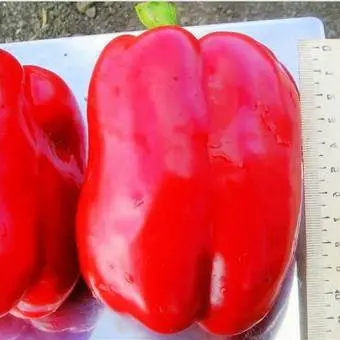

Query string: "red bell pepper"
[0, 50, 39, 317]
[77, 6, 301, 336]
[0, 50, 86, 318]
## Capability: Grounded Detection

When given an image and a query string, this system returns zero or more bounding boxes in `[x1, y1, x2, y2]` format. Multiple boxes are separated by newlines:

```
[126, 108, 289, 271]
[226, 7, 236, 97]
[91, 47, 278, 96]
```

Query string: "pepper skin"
[198, 32, 301, 335]
[0, 50, 40, 316]
[77, 28, 212, 333]
[11, 65, 86, 319]
[0, 50, 86, 318]
[77, 27, 301, 336]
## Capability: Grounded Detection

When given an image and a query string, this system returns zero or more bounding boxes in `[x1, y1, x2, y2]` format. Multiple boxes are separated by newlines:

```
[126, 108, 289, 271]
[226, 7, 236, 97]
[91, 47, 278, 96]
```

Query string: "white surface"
[0, 17, 325, 340]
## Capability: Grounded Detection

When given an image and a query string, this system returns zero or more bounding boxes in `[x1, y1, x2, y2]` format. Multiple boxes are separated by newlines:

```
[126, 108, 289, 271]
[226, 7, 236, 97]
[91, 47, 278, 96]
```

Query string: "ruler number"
[327, 94, 336, 100]
[322, 45, 332, 51]
[335, 290, 340, 301]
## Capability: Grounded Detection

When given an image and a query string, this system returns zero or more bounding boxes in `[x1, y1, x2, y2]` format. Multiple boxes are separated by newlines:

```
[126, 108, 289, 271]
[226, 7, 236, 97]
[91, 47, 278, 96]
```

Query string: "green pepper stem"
[135, 1, 178, 29]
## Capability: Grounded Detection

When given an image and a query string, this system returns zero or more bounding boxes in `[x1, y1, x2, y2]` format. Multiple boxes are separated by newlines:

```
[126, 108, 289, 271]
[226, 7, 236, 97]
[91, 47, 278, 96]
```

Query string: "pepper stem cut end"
[135, 2, 178, 29]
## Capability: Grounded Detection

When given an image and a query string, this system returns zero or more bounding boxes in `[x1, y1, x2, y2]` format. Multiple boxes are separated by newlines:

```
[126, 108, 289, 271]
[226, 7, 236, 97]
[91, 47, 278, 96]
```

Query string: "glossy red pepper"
[198, 32, 301, 335]
[0, 50, 39, 317]
[77, 26, 301, 336]
[0, 50, 86, 318]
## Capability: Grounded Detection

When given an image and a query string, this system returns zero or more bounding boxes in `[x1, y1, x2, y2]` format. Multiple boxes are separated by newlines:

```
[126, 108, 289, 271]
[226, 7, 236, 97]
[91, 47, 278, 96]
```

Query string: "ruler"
[298, 40, 340, 340]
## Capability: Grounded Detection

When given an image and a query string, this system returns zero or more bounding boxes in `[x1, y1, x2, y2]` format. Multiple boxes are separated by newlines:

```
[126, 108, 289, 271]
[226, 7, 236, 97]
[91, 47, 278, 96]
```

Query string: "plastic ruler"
[298, 39, 340, 340]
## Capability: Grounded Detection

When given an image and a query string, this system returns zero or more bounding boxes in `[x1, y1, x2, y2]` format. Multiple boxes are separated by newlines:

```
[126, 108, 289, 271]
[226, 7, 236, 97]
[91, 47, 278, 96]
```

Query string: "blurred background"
[0, 1, 338, 43]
